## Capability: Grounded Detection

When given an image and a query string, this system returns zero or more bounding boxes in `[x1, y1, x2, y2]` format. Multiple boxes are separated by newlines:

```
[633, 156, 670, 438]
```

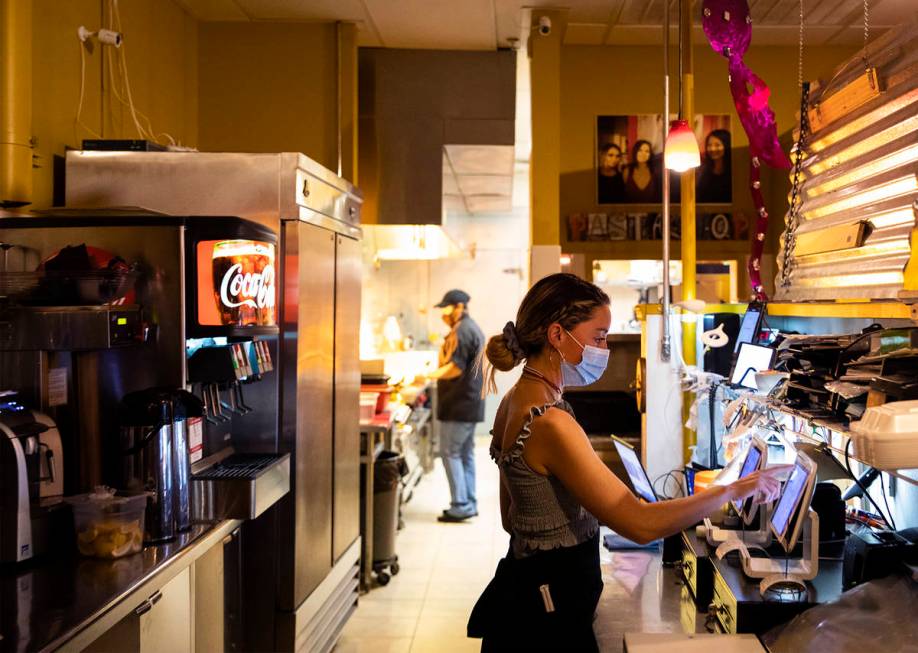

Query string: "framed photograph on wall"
[596, 114, 732, 205]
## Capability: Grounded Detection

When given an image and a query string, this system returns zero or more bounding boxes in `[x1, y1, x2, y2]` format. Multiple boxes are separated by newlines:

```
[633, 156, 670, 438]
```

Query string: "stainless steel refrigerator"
[66, 151, 363, 653]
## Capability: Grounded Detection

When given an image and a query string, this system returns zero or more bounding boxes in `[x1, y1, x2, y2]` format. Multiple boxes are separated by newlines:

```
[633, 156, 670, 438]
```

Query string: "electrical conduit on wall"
[0, 0, 33, 207]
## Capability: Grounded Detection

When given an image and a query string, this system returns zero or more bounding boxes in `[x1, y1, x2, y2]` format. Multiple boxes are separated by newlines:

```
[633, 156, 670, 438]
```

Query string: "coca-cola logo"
[219, 263, 276, 310]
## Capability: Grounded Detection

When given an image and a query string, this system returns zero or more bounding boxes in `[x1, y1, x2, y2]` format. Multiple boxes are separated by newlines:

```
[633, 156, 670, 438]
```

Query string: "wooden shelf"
[563, 240, 753, 259]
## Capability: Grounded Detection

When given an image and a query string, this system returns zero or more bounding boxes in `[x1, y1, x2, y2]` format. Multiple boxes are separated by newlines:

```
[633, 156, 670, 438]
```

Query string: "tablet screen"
[731, 343, 774, 388]
[770, 461, 808, 540]
[613, 439, 657, 503]
[735, 307, 762, 352]
[731, 446, 762, 514]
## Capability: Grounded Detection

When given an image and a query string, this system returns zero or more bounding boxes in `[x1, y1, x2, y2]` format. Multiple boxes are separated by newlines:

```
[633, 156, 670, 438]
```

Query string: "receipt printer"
[843, 529, 918, 589]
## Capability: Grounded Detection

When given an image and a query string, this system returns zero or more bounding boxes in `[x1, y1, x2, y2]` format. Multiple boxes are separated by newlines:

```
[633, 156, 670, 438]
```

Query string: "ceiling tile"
[444, 145, 514, 175]
[364, 0, 495, 50]
[443, 172, 460, 194]
[181, 0, 906, 48]
[618, 0, 660, 25]
[456, 174, 513, 196]
[465, 195, 513, 213]
[233, 0, 367, 21]
[443, 194, 467, 212]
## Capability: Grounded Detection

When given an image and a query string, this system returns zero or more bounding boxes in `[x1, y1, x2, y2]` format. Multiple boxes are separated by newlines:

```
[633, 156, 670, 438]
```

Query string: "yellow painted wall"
[557, 45, 855, 232]
[529, 11, 565, 247]
[30, 0, 197, 209]
[197, 22, 339, 172]
[548, 42, 855, 294]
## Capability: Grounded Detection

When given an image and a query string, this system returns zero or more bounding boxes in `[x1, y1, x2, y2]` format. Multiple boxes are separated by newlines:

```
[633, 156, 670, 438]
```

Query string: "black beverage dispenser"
[0, 214, 288, 536]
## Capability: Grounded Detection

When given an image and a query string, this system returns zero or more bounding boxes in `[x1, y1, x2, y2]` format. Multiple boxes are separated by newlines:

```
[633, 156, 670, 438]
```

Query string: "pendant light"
[664, 119, 700, 172]
[664, 0, 700, 173]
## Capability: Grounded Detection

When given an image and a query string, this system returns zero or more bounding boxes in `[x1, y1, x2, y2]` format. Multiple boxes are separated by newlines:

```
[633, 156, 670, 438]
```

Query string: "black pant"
[468, 533, 603, 652]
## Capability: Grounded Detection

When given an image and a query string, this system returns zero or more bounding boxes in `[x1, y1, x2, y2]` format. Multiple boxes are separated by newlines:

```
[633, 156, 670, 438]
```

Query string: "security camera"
[538, 15, 552, 36]
[97, 29, 123, 47]
[77, 26, 122, 48]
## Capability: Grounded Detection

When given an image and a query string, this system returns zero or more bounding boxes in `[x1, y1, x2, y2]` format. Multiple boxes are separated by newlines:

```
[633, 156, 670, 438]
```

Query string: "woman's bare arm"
[527, 409, 784, 544]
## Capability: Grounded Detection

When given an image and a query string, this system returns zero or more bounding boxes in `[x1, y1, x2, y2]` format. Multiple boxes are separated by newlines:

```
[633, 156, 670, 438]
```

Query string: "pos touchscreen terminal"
[739, 452, 820, 595]
[700, 438, 773, 551]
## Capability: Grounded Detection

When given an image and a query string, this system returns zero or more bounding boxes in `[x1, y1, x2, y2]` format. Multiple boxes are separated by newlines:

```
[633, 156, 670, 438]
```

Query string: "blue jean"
[439, 421, 477, 516]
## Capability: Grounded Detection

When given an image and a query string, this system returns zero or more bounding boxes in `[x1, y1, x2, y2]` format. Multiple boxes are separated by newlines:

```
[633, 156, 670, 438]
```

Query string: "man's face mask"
[558, 328, 610, 387]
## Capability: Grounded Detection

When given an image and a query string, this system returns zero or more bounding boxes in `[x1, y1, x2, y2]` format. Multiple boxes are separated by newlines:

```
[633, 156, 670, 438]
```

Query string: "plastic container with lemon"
[65, 486, 147, 559]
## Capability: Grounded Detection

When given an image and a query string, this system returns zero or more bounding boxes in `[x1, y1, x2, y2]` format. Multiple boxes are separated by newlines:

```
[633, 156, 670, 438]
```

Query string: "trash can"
[372, 451, 408, 585]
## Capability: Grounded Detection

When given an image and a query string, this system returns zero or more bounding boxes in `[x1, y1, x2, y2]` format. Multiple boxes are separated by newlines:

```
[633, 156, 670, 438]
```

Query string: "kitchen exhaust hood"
[364, 224, 463, 261]
[358, 48, 516, 238]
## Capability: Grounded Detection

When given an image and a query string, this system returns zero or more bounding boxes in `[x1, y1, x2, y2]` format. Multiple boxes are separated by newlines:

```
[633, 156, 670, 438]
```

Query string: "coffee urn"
[118, 389, 197, 543]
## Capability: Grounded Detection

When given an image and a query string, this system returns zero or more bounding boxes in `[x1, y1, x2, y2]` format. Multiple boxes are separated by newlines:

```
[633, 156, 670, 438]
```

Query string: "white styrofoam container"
[849, 400, 918, 470]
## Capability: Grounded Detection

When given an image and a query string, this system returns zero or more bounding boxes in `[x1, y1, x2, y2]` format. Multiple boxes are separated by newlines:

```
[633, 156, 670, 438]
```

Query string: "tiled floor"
[335, 438, 688, 653]
[335, 437, 504, 653]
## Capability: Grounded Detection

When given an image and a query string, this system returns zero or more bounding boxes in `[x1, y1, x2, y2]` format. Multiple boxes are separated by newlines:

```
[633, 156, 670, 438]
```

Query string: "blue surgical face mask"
[559, 329, 610, 387]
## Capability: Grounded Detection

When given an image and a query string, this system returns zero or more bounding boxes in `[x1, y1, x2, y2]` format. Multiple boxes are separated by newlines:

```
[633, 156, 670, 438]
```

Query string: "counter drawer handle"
[222, 527, 241, 546]
[134, 590, 163, 616]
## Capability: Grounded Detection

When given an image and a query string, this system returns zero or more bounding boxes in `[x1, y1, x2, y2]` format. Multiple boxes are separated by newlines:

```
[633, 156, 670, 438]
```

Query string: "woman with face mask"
[467, 273, 784, 652]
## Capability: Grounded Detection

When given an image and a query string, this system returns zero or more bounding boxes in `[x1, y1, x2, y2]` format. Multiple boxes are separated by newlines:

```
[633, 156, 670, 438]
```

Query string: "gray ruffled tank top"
[490, 400, 599, 559]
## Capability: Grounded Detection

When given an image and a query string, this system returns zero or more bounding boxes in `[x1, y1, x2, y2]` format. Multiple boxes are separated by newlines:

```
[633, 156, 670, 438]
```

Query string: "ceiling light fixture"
[664, 119, 701, 172]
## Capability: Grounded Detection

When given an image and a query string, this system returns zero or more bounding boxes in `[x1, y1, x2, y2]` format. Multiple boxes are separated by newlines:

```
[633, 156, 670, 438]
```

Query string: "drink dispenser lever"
[200, 386, 217, 425]
[210, 385, 229, 422]
[235, 382, 253, 413]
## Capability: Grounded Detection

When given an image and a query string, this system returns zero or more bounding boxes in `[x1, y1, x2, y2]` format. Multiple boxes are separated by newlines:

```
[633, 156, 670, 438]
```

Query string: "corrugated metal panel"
[775, 16, 918, 301]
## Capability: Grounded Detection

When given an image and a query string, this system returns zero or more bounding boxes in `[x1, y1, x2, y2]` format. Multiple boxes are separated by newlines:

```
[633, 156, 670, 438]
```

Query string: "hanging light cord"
[863, 0, 870, 75]
[677, 0, 683, 119]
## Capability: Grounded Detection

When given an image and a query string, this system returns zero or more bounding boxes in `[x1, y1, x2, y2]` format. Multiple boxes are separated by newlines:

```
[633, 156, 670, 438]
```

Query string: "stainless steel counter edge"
[50, 519, 243, 653]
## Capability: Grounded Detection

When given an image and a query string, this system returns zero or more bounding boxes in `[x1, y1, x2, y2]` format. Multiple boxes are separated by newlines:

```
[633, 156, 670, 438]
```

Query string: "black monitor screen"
[735, 307, 762, 352]
[731, 446, 762, 514]
[613, 439, 657, 503]
[770, 461, 809, 539]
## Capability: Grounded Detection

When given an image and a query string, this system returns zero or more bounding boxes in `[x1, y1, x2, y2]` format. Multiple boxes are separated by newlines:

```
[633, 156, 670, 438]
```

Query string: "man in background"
[428, 289, 485, 522]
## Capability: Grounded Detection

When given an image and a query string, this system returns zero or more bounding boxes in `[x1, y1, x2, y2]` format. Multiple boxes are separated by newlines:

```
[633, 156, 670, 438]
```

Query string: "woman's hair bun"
[485, 333, 520, 372]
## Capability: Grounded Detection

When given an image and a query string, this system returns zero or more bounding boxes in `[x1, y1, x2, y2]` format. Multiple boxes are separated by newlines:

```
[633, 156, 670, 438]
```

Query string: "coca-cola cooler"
[65, 151, 363, 653]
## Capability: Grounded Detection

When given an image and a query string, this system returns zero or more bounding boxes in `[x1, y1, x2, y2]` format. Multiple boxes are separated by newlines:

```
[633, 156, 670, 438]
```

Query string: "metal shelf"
[738, 393, 918, 488]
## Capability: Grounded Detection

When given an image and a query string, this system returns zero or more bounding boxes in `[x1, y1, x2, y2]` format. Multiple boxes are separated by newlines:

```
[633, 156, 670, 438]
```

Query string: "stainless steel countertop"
[0, 519, 242, 653]
[594, 529, 702, 651]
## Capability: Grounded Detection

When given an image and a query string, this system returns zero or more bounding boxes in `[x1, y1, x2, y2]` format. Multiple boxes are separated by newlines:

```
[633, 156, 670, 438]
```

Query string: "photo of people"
[596, 114, 732, 205]
[696, 128, 732, 203]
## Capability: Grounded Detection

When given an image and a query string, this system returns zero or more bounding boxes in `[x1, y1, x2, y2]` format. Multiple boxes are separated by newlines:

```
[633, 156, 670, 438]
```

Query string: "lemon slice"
[111, 539, 135, 558]
[77, 528, 98, 544]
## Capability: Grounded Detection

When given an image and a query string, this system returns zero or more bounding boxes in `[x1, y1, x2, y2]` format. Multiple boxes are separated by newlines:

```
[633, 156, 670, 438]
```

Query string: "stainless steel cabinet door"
[279, 221, 336, 608]
[333, 234, 361, 561]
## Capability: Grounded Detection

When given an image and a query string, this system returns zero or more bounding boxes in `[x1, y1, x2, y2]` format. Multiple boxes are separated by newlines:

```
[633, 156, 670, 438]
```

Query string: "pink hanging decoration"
[702, 0, 791, 301]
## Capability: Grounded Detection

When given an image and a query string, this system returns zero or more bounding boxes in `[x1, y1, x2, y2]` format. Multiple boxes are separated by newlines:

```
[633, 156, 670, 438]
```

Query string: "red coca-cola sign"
[196, 239, 276, 327]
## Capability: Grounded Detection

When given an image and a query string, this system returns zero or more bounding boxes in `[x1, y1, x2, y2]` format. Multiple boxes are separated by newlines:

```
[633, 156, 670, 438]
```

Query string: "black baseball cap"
[434, 289, 470, 308]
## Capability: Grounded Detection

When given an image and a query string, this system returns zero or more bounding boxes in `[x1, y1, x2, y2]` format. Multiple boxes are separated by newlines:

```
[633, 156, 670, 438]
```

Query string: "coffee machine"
[0, 391, 64, 563]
